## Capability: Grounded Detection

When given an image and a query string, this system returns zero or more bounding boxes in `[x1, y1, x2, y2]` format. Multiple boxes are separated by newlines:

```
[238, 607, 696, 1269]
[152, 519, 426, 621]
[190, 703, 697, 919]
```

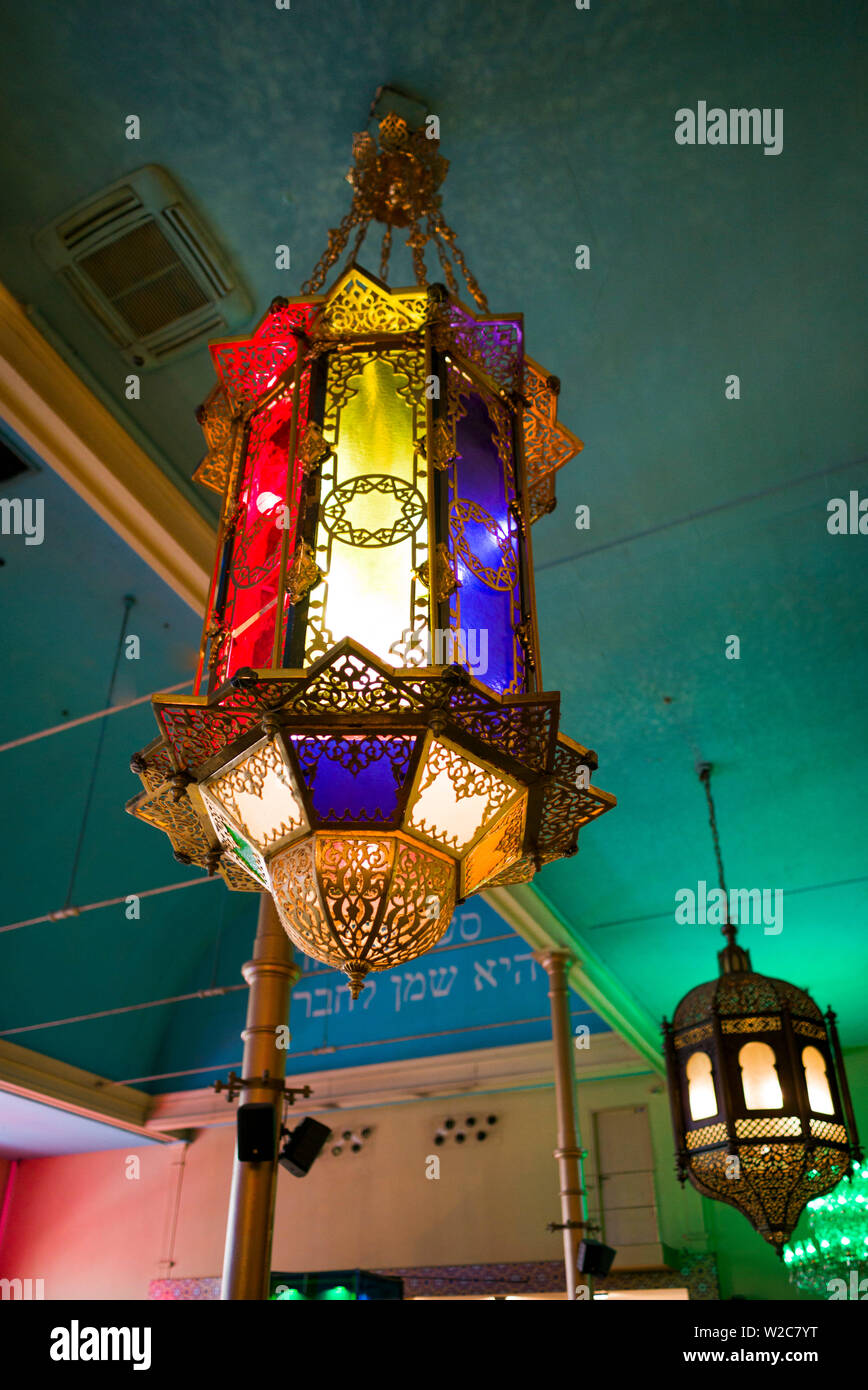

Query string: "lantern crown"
[673, 969, 824, 1032]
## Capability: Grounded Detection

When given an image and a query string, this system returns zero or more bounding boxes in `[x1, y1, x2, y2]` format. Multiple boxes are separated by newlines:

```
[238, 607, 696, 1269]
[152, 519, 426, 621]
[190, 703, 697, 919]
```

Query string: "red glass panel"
[216, 370, 310, 682]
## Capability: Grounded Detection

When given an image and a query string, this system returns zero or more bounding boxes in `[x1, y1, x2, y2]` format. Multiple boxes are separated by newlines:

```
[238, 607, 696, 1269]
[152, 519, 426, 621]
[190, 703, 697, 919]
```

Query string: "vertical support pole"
[535, 949, 590, 1300]
[221, 894, 299, 1301]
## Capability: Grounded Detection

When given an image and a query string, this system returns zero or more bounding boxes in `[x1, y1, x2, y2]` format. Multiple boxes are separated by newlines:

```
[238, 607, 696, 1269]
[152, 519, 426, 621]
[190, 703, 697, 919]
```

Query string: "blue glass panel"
[448, 390, 524, 695]
[291, 734, 416, 823]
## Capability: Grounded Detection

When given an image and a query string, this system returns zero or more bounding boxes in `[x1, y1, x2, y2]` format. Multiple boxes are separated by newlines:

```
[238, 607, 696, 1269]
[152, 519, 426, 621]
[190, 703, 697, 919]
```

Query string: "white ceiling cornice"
[146, 1032, 651, 1131]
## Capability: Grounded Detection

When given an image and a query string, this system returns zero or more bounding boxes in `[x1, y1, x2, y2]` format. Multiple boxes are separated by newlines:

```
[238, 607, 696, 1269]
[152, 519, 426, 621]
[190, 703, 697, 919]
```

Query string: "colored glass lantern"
[783, 1161, 868, 1296]
[663, 767, 861, 1247]
[127, 112, 615, 995]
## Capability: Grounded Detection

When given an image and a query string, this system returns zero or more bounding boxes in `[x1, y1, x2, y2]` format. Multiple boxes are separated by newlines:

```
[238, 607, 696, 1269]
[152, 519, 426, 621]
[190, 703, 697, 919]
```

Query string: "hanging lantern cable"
[63, 595, 136, 910]
[698, 761, 738, 954]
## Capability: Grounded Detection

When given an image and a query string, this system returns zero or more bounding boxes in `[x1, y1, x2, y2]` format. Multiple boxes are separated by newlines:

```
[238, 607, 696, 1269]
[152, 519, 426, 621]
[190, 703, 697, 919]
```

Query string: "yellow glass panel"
[802, 1046, 835, 1114]
[204, 736, 307, 852]
[462, 796, 527, 895]
[407, 737, 517, 853]
[738, 1040, 783, 1110]
[308, 354, 428, 666]
[686, 1050, 718, 1121]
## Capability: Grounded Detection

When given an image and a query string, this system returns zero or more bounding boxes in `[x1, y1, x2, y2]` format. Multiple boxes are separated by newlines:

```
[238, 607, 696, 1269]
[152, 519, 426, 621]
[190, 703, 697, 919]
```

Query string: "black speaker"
[237, 1102, 276, 1162]
[577, 1239, 616, 1277]
[279, 1117, 332, 1177]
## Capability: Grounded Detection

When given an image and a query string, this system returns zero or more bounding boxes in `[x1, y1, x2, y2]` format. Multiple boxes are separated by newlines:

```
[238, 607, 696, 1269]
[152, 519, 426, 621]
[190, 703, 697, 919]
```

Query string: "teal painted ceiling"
[0, 0, 865, 1119]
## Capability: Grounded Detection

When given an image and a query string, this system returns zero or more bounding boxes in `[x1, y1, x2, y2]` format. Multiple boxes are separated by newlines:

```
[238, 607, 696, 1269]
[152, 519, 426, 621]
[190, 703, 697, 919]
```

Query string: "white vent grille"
[56, 186, 144, 250]
[35, 166, 250, 368]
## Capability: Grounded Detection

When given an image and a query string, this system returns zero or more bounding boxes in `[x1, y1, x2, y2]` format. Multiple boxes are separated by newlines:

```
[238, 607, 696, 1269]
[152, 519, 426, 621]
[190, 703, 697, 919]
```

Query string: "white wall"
[4, 1045, 864, 1300]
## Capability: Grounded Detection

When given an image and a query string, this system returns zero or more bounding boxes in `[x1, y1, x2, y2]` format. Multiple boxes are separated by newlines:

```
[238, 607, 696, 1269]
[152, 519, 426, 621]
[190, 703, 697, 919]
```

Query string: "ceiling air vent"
[34, 165, 251, 368]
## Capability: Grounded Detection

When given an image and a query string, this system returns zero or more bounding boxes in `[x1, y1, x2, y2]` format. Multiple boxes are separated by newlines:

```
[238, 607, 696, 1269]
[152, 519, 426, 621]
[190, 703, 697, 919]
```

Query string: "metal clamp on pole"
[213, 1070, 312, 1106]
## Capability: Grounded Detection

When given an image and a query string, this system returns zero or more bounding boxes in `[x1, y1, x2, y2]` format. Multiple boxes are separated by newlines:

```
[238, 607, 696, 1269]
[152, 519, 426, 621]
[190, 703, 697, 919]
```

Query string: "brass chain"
[302, 119, 490, 309]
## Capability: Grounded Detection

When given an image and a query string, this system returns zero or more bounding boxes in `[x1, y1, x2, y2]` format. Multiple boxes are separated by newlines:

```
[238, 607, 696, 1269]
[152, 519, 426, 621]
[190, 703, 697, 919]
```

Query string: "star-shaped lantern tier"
[129, 641, 613, 996]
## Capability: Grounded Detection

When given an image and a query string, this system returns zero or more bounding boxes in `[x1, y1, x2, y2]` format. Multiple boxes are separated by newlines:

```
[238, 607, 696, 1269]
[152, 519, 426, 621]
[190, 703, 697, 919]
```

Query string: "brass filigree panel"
[735, 1117, 802, 1140]
[445, 305, 523, 393]
[130, 784, 212, 867]
[537, 736, 617, 861]
[722, 1016, 782, 1033]
[194, 382, 237, 496]
[268, 831, 455, 995]
[317, 835, 394, 956]
[318, 270, 428, 337]
[688, 1142, 846, 1246]
[523, 357, 583, 524]
[374, 839, 455, 963]
[685, 1124, 728, 1150]
[674, 1024, 714, 1050]
[270, 838, 337, 965]
[793, 1020, 827, 1040]
[810, 1120, 848, 1143]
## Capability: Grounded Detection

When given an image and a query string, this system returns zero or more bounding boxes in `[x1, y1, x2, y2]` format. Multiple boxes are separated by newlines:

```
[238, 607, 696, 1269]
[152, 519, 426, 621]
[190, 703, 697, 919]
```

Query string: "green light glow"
[784, 1165, 868, 1294]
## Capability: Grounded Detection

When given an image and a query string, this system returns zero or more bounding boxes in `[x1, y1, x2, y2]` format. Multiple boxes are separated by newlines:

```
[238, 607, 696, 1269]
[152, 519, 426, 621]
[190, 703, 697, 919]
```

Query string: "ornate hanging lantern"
[663, 764, 861, 1247]
[127, 106, 615, 996]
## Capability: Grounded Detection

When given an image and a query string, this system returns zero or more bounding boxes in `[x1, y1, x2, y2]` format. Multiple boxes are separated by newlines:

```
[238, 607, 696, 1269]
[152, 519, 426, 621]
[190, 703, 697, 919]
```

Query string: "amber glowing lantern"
[127, 111, 615, 996]
[663, 766, 861, 1246]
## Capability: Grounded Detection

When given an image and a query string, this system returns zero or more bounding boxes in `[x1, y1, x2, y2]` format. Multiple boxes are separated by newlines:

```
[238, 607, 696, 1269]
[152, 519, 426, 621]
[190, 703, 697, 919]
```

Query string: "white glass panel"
[686, 1051, 718, 1120]
[739, 1040, 783, 1110]
[802, 1046, 835, 1115]
[407, 739, 515, 852]
[205, 737, 306, 852]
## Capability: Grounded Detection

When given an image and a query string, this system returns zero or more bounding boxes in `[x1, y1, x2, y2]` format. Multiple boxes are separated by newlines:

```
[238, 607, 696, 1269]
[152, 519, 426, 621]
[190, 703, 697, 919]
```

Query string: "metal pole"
[535, 949, 591, 1300]
[221, 894, 299, 1300]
